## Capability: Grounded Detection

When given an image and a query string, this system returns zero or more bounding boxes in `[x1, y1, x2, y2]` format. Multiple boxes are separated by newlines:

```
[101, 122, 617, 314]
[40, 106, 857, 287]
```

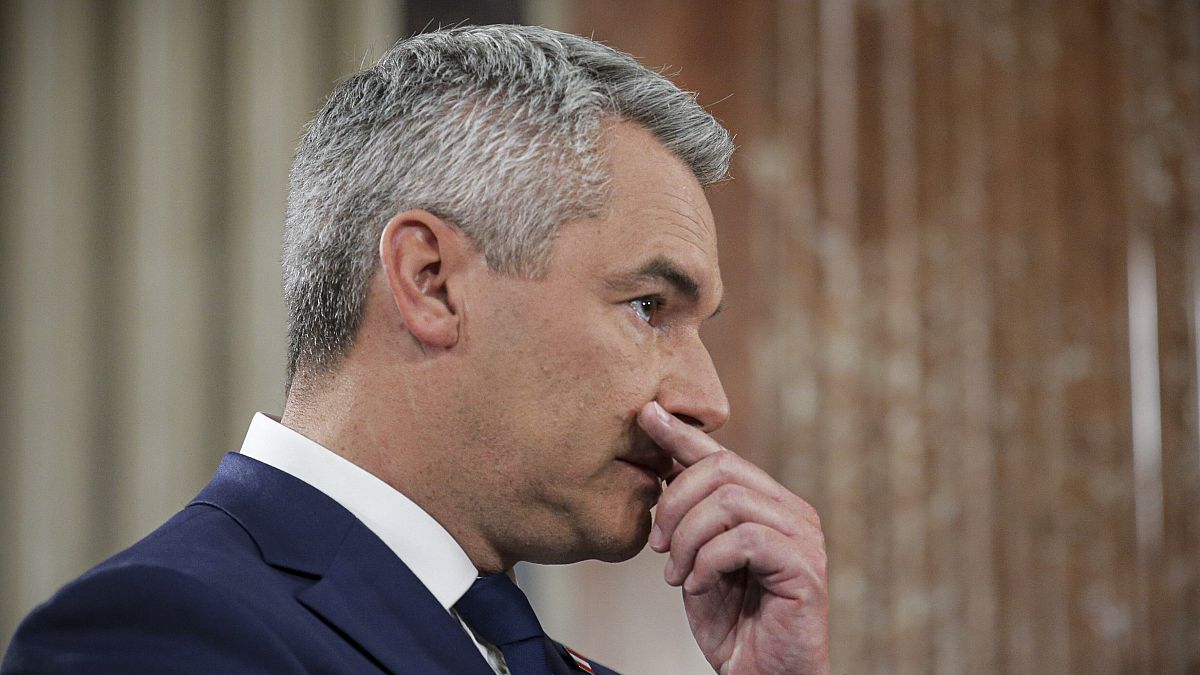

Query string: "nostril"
[673, 413, 704, 428]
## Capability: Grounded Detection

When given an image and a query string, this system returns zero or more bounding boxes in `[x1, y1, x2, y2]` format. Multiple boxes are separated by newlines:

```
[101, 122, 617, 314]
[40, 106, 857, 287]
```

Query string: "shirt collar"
[237, 412, 478, 610]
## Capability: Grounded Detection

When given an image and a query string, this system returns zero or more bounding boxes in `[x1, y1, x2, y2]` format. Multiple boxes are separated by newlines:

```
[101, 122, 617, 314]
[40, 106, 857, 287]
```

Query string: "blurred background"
[2, 0, 1198, 672]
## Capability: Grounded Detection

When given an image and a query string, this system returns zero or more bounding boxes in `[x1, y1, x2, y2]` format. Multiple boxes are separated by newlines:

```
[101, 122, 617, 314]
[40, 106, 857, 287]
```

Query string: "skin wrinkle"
[643, 199, 714, 254]
[662, 203, 710, 239]
[655, 228, 714, 262]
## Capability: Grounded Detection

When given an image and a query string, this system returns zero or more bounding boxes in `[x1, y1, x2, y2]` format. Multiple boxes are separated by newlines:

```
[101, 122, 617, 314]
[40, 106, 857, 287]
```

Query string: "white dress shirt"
[238, 413, 509, 675]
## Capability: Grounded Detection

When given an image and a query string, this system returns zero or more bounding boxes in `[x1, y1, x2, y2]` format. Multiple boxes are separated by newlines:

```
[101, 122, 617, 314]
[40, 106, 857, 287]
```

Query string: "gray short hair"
[282, 24, 733, 389]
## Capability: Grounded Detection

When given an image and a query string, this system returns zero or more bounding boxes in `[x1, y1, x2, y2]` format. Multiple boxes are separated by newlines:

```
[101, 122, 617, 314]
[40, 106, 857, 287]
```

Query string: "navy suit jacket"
[2, 453, 620, 674]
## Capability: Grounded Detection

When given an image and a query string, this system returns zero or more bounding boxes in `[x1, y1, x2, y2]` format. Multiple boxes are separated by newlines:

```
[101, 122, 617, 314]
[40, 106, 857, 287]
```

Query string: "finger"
[637, 401, 723, 467]
[663, 484, 805, 586]
[651, 449, 811, 553]
[683, 523, 826, 599]
[666, 458, 686, 482]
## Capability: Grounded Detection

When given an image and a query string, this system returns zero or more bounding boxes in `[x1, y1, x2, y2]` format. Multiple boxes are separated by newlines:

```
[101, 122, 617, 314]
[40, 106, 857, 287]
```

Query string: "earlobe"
[378, 210, 464, 349]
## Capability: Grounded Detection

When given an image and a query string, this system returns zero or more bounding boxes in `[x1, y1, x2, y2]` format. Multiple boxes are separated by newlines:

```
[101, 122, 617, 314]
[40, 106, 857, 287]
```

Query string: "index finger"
[637, 401, 724, 467]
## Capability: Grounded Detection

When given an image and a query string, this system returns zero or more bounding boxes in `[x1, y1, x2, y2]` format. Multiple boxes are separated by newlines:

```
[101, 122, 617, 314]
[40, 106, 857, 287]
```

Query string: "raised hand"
[638, 401, 831, 675]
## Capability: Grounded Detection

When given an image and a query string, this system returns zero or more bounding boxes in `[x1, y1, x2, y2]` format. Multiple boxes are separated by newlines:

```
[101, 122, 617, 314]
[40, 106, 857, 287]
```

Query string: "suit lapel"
[192, 453, 494, 675]
[297, 521, 494, 675]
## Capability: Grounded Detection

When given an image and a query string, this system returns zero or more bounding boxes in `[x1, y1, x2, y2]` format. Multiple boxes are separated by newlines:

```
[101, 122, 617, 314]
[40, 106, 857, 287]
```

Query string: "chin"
[589, 510, 653, 563]
[593, 539, 649, 563]
[527, 508, 652, 565]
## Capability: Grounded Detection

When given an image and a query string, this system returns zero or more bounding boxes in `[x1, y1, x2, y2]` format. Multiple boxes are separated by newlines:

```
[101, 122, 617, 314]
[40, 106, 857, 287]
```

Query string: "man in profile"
[3, 25, 830, 674]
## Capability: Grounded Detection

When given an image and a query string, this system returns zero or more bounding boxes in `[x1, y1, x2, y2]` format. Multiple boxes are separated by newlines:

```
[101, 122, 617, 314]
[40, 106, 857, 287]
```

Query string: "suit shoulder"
[88, 502, 285, 599]
[105, 502, 262, 568]
[2, 563, 304, 674]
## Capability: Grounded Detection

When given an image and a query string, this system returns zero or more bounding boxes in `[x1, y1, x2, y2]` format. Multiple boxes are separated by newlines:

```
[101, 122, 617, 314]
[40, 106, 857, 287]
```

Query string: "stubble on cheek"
[476, 291, 662, 557]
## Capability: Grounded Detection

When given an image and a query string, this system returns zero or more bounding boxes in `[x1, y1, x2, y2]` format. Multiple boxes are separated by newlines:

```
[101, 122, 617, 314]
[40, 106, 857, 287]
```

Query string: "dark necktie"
[454, 574, 570, 675]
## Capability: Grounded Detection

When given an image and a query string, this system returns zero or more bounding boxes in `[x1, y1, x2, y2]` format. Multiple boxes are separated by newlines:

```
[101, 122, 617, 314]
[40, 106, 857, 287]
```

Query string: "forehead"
[550, 122, 721, 288]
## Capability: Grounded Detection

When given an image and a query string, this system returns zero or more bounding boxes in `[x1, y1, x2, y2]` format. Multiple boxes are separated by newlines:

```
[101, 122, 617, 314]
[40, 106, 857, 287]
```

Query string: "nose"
[655, 334, 730, 434]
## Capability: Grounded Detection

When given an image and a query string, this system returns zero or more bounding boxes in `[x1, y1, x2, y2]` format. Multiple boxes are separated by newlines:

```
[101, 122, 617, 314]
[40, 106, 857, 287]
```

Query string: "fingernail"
[663, 556, 676, 584]
[649, 524, 665, 551]
[653, 401, 671, 425]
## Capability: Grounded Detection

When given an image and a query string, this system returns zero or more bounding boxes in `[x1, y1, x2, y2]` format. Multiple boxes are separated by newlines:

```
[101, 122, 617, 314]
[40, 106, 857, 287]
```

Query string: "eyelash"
[629, 295, 665, 324]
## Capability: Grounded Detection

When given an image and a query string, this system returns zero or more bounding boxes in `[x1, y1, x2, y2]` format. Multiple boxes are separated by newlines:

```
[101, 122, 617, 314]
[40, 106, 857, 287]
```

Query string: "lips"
[616, 460, 663, 492]
[618, 432, 674, 485]
[617, 454, 673, 484]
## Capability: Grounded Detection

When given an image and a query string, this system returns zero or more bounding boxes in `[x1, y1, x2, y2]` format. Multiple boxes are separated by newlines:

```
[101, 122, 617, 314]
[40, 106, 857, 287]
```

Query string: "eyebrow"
[608, 255, 725, 318]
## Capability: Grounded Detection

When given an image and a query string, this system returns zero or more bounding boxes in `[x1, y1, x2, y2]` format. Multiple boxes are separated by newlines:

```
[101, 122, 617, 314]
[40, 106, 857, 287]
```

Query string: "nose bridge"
[658, 330, 730, 433]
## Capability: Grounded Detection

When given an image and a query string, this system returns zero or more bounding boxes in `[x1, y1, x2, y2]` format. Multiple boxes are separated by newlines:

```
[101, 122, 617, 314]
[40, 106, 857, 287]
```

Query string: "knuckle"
[654, 501, 675, 524]
[710, 449, 738, 478]
[713, 482, 742, 509]
[655, 496, 679, 523]
[669, 517, 693, 548]
[802, 502, 821, 527]
[736, 523, 764, 548]
[667, 549, 684, 573]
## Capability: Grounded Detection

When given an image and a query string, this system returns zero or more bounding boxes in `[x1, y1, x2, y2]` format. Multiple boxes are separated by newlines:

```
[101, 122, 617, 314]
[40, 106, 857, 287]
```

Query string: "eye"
[629, 296, 663, 324]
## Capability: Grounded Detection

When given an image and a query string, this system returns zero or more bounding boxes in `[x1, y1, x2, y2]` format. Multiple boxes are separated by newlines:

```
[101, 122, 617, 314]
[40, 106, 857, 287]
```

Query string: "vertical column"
[1119, 0, 1200, 670]
[772, 0, 825, 522]
[224, 0, 324, 446]
[912, 0, 967, 671]
[0, 0, 102, 644]
[817, 0, 867, 671]
[1056, 0, 1140, 669]
[1156, 3, 1200, 669]
[223, 0, 402, 446]
[338, 0, 403, 62]
[880, 0, 929, 671]
[949, 1, 999, 671]
[1117, 0, 1170, 669]
[983, 0, 1036, 670]
[1021, 2, 1072, 670]
[851, 2, 895, 672]
[109, 0, 227, 545]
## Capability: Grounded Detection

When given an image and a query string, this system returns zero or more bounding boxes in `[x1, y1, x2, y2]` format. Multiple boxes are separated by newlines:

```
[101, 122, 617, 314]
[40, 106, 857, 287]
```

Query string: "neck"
[282, 369, 514, 575]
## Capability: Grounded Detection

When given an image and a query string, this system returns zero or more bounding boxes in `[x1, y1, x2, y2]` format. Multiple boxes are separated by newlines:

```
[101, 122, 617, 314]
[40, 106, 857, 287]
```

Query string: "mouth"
[618, 428, 675, 488]
[616, 454, 673, 485]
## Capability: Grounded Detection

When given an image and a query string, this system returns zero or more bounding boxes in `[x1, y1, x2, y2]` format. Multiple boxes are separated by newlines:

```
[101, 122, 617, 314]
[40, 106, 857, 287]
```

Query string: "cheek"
[485, 295, 664, 423]
[568, 343, 664, 433]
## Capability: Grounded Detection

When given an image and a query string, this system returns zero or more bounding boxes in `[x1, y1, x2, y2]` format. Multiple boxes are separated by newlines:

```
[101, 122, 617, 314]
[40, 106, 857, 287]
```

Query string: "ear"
[378, 209, 470, 349]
